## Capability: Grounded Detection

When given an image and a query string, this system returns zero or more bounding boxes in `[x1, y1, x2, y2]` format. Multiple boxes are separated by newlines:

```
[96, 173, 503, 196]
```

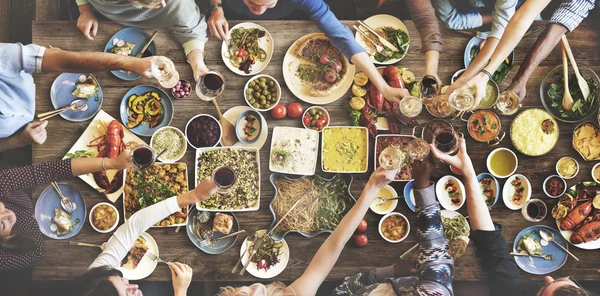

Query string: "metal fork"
[510, 252, 554, 261]
[353, 25, 392, 57]
[51, 182, 76, 213]
[146, 251, 167, 264]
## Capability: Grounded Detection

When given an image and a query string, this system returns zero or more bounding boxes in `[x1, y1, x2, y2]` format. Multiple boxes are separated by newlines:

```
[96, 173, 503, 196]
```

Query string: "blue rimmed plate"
[119, 85, 173, 137]
[513, 225, 568, 275]
[104, 28, 157, 80]
[477, 173, 500, 208]
[186, 208, 239, 255]
[464, 32, 514, 80]
[34, 183, 86, 240]
[404, 180, 416, 212]
[50, 73, 102, 121]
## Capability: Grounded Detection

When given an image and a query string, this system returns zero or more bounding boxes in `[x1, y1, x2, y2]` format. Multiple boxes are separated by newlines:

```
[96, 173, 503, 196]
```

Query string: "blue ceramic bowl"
[403, 180, 416, 212]
[464, 32, 514, 81]
[104, 28, 157, 80]
[50, 73, 102, 122]
[34, 183, 86, 240]
[235, 110, 263, 144]
[119, 85, 174, 137]
[186, 208, 239, 255]
[476, 173, 500, 208]
[512, 225, 568, 275]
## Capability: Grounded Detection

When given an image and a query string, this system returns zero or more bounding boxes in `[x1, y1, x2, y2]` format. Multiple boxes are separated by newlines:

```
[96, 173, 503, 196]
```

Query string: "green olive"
[311, 119, 316, 126]
[259, 90, 267, 96]
[249, 81, 255, 88]
[260, 99, 267, 105]
[259, 82, 267, 88]
[259, 95, 266, 100]
[249, 98, 256, 104]
[253, 103, 261, 108]
[309, 108, 317, 116]
[266, 94, 272, 100]
[259, 77, 267, 82]
[253, 85, 260, 91]
[317, 110, 323, 116]
[253, 92, 260, 99]
[268, 81, 274, 87]
[246, 88, 252, 94]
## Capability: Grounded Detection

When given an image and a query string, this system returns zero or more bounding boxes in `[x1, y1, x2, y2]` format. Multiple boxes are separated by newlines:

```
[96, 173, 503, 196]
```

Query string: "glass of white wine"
[379, 145, 408, 170]
[496, 91, 521, 115]
[151, 56, 179, 89]
[407, 138, 430, 161]
[397, 96, 423, 118]
[448, 88, 475, 111]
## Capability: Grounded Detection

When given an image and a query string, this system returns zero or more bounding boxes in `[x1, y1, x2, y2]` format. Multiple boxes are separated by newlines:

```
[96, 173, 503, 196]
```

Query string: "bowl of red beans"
[543, 175, 567, 198]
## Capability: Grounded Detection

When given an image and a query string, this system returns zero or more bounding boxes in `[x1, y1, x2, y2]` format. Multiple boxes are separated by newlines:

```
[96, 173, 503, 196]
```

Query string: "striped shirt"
[550, 0, 597, 32]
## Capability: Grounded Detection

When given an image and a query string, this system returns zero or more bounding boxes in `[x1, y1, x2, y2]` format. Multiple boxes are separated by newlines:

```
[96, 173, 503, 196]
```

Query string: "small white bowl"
[556, 156, 579, 180]
[435, 175, 466, 211]
[150, 126, 187, 163]
[592, 163, 600, 183]
[185, 114, 222, 149]
[486, 147, 518, 179]
[542, 175, 567, 198]
[502, 174, 531, 210]
[89, 202, 119, 233]
[378, 212, 410, 243]
[302, 106, 330, 131]
[370, 185, 398, 215]
[243, 74, 281, 112]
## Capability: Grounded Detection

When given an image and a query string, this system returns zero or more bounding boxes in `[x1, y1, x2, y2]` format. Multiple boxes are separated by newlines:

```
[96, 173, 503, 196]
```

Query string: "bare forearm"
[464, 171, 495, 231]
[70, 157, 121, 177]
[424, 50, 439, 76]
[42, 48, 141, 73]
[0, 135, 27, 152]
[459, 37, 499, 84]
[351, 52, 387, 90]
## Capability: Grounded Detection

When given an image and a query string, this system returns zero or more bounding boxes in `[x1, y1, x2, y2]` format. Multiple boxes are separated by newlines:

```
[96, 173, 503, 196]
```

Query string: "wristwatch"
[210, 2, 223, 11]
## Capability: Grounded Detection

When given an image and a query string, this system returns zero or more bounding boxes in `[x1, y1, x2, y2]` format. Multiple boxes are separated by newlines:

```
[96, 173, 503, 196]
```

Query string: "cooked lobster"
[369, 83, 384, 112]
[89, 120, 126, 194]
[383, 100, 401, 134]
[383, 65, 404, 89]
[571, 221, 600, 244]
[361, 106, 378, 137]
[560, 201, 593, 231]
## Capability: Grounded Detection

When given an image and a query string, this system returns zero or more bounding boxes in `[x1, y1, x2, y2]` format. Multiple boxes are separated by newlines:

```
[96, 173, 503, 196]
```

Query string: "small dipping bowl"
[302, 106, 330, 131]
[543, 175, 567, 198]
[171, 79, 192, 99]
[378, 212, 410, 243]
[235, 109, 263, 144]
[89, 202, 120, 233]
[486, 147, 518, 179]
[150, 126, 187, 163]
[592, 163, 600, 183]
[556, 157, 579, 180]
[370, 185, 398, 215]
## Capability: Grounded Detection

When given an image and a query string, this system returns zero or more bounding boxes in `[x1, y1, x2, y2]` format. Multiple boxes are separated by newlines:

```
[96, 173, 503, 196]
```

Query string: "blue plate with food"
[512, 225, 568, 275]
[186, 208, 239, 255]
[50, 73, 102, 122]
[104, 28, 157, 80]
[477, 173, 499, 208]
[119, 85, 173, 137]
[403, 180, 416, 212]
[464, 32, 514, 83]
[34, 183, 86, 240]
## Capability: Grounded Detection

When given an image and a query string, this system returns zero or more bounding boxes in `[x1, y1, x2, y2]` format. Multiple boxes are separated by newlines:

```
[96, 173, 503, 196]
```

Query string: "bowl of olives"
[243, 74, 281, 111]
[302, 106, 330, 131]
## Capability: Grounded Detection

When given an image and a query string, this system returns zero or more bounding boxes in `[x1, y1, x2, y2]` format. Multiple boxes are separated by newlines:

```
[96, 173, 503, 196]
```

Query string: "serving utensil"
[37, 99, 88, 121]
[353, 25, 392, 57]
[212, 100, 237, 146]
[126, 30, 159, 76]
[375, 196, 402, 205]
[539, 229, 579, 261]
[561, 46, 575, 111]
[510, 252, 554, 261]
[146, 250, 167, 264]
[357, 20, 399, 52]
[155, 148, 168, 160]
[69, 241, 106, 249]
[561, 35, 591, 101]
[200, 230, 245, 247]
[51, 182, 76, 213]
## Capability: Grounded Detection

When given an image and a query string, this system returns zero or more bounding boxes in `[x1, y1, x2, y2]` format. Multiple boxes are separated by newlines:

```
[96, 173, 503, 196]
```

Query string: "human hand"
[192, 177, 218, 202]
[208, 8, 229, 41]
[132, 57, 154, 79]
[187, 49, 210, 81]
[505, 81, 526, 103]
[367, 167, 398, 190]
[20, 121, 48, 146]
[412, 154, 435, 189]
[168, 262, 192, 296]
[461, 72, 489, 111]
[77, 5, 98, 40]
[430, 138, 475, 177]
[106, 149, 132, 170]
[380, 85, 410, 105]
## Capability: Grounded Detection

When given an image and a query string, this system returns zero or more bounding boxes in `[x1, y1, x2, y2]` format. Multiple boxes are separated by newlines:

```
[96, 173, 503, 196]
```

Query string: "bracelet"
[101, 157, 107, 171]
[480, 69, 493, 81]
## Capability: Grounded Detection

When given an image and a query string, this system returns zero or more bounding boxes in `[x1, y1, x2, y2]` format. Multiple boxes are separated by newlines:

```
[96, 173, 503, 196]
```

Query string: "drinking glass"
[379, 145, 408, 170]
[448, 88, 475, 111]
[521, 199, 547, 222]
[407, 138, 430, 161]
[432, 127, 463, 155]
[397, 96, 423, 118]
[419, 75, 440, 106]
[130, 145, 156, 170]
[428, 94, 456, 118]
[496, 91, 521, 115]
[212, 166, 237, 193]
[151, 56, 179, 89]
[196, 71, 225, 101]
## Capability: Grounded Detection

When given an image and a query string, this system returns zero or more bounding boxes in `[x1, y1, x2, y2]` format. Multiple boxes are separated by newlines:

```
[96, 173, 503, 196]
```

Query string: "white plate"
[502, 174, 531, 210]
[63, 110, 146, 202]
[354, 14, 409, 65]
[116, 232, 158, 280]
[282, 33, 355, 105]
[370, 185, 398, 215]
[240, 230, 289, 279]
[223, 106, 268, 149]
[221, 22, 274, 76]
[435, 175, 466, 211]
[441, 210, 470, 245]
[269, 127, 319, 175]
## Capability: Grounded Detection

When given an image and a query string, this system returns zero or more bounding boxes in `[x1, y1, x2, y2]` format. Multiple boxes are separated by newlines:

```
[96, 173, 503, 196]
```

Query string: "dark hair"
[78, 266, 123, 296]
[553, 285, 588, 296]
[0, 235, 36, 252]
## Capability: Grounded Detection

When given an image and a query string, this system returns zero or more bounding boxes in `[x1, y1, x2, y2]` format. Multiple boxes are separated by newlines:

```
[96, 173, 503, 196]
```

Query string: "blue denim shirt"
[432, 0, 517, 39]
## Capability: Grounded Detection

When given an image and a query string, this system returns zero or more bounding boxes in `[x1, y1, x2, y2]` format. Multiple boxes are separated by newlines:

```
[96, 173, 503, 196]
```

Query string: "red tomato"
[257, 259, 267, 270]
[271, 103, 287, 119]
[319, 54, 330, 65]
[236, 48, 248, 57]
[316, 119, 324, 129]
[330, 61, 342, 72]
[321, 115, 329, 125]
[356, 219, 367, 233]
[353, 233, 368, 247]
[303, 115, 311, 126]
[287, 102, 304, 119]
[324, 71, 338, 83]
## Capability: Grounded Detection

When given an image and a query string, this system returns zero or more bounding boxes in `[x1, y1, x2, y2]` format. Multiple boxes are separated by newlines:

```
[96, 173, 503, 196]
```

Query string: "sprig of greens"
[66, 149, 97, 159]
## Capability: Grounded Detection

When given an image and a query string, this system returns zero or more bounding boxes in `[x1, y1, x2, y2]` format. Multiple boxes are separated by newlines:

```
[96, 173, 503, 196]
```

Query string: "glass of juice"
[521, 199, 547, 222]
[130, 145, 156, 170]
[212, 166, 237, 193]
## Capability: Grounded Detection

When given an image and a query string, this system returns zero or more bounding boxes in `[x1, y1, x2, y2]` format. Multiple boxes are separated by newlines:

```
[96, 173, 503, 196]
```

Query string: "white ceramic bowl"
[302, 106, 330, 131]
[150, 126, 187, 163]
[89, 202, 119, 233]
[556, 156, 579, 180]
[592, 163, 600, 183]
[435, 175, 466, 211]
[370, 185, 398, 215]
[378, 212, 410, 243]
[185, 114, 222, 149]
[243, 74, 281, 112]
[542, 175, 567, 198]
[502, 174, 532, 210]
[486, 147, 518, 179]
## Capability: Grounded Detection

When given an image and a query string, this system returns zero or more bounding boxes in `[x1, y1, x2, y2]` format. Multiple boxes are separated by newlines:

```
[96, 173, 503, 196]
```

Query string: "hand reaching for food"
[168, 262, 193, 296]
[208, 7, 229, 41]
[367, 167, 398, 190]
[460, 72, 489, 111]
[77, 4, 99, 41]
[381, 86, 410, 104]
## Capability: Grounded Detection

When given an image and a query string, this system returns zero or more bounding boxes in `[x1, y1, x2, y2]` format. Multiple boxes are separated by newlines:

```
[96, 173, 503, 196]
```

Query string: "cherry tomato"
[257, 259, 268, 270]
[330, 61, 342, 72]
[287, 102, 304, 119]
[236, 48, 248, 57]
[324, 71, 338, 83]
[322, 115, 329, 125]
[353, 233, 368, 248]
[271, 103, 287, 119]
[319, 54, 330, 65]
[316, 119, 325, 129]
[303, 115, 311, 126]
[356, 218, 367, 233]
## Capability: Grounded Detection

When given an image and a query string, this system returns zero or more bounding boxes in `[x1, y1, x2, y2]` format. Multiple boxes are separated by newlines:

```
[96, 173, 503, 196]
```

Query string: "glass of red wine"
[432, 127, 463, 155]
[212, 166, 237, 193]
[521, 199, 547, 222]
[130, 145, 156, 170]
[196, 71, 225, 101]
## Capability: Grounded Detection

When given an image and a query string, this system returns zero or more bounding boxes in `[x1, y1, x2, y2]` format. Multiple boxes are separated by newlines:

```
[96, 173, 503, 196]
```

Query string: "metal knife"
[358, 20, 399, 52]
[199, 230, 245, 247]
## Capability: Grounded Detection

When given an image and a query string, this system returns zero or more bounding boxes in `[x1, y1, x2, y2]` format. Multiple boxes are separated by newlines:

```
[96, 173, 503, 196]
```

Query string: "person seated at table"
[207, 0, 410, 103]
[76, 0, 210, 81]
[0, 42, 152, 153]
[217, 162, 453, 296]
[0, 150, 132, 295]
[77, 177, 218, 296]
[430, 138, 595, 296]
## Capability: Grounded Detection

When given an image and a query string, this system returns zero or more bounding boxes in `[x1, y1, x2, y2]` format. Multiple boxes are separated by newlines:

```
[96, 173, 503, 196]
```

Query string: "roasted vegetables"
[126, 91, 163, 129]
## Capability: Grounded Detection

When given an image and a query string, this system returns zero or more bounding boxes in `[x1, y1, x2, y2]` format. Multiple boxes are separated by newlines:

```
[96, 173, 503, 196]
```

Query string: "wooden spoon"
[561, 45, 575, 111]
[561, 35, 591, 101]
[211, 100, 237, 146]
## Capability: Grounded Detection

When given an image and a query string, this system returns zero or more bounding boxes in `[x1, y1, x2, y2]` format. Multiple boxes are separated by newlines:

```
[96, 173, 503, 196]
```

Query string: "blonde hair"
[218, 282, 291, 296]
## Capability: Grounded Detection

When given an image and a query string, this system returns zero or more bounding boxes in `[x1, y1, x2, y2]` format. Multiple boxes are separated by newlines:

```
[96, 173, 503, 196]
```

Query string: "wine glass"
[407, 138, 430, 161]
[432, 128, 462, 155]
[397, 96, 423, 118]
[151, 56, 179, 89]
[428, 94, 456, 118]
[496, 91, 521, 115]
[196, 71, 225, 101]
[419, 75, 440, 106]
[379, 145, 408, 170]
[211, 166, 237, 193]
[448, 88, 475, 111]
[130, 145, 156, 170]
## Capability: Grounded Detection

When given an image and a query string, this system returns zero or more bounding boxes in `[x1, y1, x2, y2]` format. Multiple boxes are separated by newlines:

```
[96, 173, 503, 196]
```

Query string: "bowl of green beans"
[244, 74, 281, 112]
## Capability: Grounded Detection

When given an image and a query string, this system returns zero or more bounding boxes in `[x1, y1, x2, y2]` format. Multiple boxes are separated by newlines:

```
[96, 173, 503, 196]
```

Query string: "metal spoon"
[375, 196, 403, 205]
[539, 229, 579, 261]
[155, 148, 168, 160]
[38, 99, 88, 121]
[51, 182, 76, 213]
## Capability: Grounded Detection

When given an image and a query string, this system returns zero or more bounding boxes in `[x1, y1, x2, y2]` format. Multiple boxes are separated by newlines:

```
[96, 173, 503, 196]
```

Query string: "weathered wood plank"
[0, 0, 9, 42]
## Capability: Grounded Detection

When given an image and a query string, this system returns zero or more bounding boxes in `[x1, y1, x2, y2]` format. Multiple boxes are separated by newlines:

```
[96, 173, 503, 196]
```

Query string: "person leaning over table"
[78, 177, 218, 296]
[76, 0, 211, 81]
[0, 42, 152, 153]
[207, 0, 411, 103]
[430, 138, 597, 296]
[0, 150, 131, 295]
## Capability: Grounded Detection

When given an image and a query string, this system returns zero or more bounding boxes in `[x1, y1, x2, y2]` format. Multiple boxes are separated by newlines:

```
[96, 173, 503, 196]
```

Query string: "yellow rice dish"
[322, 127, 368, 172]
[510, 109, 558, 156]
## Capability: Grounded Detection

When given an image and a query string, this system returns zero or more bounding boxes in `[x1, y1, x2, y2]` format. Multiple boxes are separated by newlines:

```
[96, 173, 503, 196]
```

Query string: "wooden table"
[32, 20, 600, 282]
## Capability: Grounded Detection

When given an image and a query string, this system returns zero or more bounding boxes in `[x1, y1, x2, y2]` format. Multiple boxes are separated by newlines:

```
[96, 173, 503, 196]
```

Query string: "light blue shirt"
[0, 43, 45, 138]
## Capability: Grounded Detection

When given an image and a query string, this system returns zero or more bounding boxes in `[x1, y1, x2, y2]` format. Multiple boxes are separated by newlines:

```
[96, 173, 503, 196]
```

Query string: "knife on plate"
[358, 20, 399, 52]
[199, 230, 246, 247]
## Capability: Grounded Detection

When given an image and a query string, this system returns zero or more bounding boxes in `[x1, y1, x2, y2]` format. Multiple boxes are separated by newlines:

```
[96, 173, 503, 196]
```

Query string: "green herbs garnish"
[373, 27, 410, 63]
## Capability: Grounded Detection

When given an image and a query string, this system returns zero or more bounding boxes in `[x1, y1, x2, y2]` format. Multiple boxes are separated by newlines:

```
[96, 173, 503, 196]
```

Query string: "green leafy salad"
[372, 27, 410, 63]
[547, 73, 598, 120]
